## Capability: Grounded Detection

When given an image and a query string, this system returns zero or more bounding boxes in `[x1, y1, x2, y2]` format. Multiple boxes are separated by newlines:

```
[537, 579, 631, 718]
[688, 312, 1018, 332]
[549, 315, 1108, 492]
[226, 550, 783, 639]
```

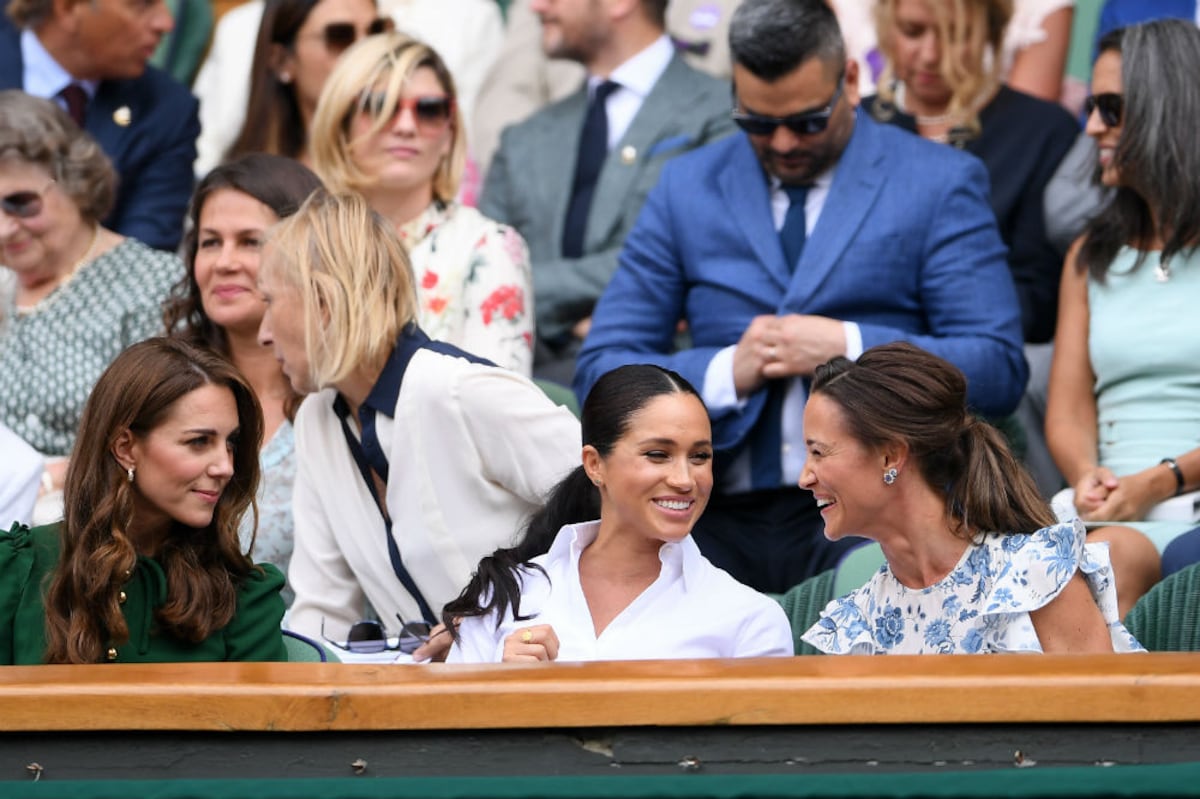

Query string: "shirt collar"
[553, 520, 700, 590]
[20, 29, 99, 100]
[594, 34, 674, 101]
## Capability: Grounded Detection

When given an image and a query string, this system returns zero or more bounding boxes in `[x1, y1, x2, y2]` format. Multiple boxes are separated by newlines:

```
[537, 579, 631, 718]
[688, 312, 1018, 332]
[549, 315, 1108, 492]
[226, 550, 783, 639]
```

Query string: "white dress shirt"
[591, 34, 675, 151]
[448, 521, 795, 662]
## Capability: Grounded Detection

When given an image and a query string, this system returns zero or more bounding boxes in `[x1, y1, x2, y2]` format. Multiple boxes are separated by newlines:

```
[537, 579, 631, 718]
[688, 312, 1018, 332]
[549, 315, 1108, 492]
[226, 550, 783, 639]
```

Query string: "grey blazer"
[479, 54, 735, 346]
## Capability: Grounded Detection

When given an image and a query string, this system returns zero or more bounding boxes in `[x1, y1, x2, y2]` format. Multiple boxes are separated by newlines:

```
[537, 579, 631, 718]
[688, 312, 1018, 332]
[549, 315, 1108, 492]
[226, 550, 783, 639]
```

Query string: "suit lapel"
[585, 56, 696, 249]
[791, 111, 886, 305]
[531, 85, 589, 256]
[718, 135, 792, 292]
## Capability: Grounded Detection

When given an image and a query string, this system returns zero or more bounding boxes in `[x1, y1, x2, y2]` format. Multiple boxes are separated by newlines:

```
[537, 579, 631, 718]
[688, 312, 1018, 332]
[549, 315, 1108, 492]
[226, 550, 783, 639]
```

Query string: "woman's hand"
[1085, 465, 1176, 523]
[411, 622, 454, 663]
[502, 624, 559, 662]
[1072, 466, 1119, 517]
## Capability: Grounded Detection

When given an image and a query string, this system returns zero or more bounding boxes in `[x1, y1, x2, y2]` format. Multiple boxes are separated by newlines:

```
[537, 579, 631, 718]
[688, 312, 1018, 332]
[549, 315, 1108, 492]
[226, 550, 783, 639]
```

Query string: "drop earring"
[127, 467, 135, 483]
[883, 467, 898, 485]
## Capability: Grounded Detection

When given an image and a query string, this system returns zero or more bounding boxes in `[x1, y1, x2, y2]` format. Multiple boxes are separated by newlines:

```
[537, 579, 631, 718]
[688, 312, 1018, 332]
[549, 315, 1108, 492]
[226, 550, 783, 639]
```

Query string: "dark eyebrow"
[637, 437, 713, 448]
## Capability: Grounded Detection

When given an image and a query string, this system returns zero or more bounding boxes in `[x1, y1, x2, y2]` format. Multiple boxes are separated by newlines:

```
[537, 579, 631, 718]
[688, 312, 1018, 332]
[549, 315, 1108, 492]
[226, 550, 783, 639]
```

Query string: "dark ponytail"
[443, 364, 703, 635]
[812, 342, 1054, 539]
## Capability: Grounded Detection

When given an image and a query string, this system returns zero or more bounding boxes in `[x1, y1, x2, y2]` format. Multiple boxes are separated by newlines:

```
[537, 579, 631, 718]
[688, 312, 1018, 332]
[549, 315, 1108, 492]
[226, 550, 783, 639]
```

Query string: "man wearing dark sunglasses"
[479, 0, 734, 385]
[1, 0, 199, 251]
[576, 0, 1026, 594]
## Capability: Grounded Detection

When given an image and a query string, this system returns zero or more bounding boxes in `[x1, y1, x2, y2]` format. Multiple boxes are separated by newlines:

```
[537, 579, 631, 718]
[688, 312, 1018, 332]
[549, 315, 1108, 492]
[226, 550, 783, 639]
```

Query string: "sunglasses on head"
[318, 17, 393, 54]
[1084, 92, 1123, 127]
[732, 76, 844, 137]
[321, 614, 431, 655]
[0, 180, 54, 220]
[359, 91, 455, 131]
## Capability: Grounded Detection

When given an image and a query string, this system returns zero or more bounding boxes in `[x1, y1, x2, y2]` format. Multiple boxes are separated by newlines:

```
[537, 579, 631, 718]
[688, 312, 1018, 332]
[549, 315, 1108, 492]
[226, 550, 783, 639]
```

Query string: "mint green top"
[0, 523, 287, 665]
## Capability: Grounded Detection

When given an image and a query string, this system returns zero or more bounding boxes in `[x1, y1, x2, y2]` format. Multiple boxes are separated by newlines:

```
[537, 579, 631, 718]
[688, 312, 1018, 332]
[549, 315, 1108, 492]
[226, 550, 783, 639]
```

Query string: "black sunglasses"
[320, 614, 431, 655]
[1, 181, 54, 219]
[732, 76, 844, 137]
[320, 17, 393, 54]
[1084, 92, 1123, 127]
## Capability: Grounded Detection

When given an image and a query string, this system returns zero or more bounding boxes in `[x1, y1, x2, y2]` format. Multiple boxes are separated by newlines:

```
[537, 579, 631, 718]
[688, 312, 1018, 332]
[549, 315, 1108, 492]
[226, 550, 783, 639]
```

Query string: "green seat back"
[1124, 562, 1200, 651]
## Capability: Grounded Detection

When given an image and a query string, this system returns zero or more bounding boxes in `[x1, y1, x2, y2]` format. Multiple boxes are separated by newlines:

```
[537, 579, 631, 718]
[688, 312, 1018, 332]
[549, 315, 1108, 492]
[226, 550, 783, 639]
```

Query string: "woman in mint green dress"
[1045, 20, 1200, 615]
[0, 338, 286, 664]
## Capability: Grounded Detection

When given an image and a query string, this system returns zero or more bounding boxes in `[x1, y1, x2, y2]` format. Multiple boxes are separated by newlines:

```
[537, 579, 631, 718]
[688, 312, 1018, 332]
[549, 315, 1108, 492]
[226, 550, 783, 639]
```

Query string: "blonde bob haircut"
[873, 0, 1012, 138]
[309, 32, 466, 202]
[262, 190, 419, 389]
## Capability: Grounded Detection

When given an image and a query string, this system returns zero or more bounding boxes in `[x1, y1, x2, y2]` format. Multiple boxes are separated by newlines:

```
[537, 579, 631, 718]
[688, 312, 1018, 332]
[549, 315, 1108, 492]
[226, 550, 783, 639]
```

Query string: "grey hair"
[0, 90, 116, 223]
[1079, 19, 1200, 280]
[729, 0, 845, 81]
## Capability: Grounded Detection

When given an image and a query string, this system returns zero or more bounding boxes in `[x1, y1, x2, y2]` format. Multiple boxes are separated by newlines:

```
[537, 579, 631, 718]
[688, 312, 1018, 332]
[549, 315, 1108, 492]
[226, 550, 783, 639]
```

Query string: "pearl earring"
[883, 467, 898, 486]
[127, 467, 135, 483]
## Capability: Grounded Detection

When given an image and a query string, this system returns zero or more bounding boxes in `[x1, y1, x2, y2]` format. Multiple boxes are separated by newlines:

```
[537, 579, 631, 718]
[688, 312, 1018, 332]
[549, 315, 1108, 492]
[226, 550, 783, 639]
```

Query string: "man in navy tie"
[575, 0, 1027, 592]
[479, 0, 734, 385]
[1, 0, 200, 250]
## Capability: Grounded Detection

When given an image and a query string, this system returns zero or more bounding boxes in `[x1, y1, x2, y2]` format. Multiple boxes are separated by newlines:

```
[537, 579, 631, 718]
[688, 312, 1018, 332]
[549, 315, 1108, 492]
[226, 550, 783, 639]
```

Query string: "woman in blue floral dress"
[798, 342, 1143, 655]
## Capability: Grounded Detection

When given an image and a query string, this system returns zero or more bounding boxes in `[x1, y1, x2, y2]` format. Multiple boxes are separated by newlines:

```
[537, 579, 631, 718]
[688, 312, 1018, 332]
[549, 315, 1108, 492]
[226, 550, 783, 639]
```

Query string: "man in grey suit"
[478, 0, 734, 384]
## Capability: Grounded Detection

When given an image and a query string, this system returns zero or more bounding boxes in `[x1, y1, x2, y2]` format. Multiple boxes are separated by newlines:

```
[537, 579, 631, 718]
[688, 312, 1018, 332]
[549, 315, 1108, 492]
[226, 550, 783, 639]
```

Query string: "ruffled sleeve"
[224, 563, 287, 661]
[0, 523, 36, 665]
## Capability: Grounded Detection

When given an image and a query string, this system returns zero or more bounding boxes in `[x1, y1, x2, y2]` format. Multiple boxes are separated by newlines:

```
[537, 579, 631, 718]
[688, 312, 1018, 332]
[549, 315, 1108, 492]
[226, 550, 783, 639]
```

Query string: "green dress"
[0, 523, 287, 665]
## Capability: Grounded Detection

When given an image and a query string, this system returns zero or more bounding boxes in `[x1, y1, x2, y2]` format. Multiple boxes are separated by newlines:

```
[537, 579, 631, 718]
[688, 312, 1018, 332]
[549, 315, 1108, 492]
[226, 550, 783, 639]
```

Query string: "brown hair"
[6, 0, 52, 28]
[226, 0, 326, 162]
[164, 153, 324, 420]
[0, 90, 116, 223]
[811, 341, 1054, 538]
[43, 338, 265, 664]
[872, 0, 1012, 142]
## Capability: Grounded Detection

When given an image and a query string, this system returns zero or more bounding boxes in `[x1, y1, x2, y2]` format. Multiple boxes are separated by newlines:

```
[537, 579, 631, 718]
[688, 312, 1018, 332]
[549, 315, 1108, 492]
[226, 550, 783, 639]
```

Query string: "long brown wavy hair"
[43, 338, 264, 664]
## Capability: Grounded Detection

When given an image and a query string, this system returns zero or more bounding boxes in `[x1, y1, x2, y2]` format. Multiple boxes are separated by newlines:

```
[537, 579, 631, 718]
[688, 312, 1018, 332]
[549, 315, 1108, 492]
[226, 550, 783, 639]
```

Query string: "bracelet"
[1160, 457, 1186, 496]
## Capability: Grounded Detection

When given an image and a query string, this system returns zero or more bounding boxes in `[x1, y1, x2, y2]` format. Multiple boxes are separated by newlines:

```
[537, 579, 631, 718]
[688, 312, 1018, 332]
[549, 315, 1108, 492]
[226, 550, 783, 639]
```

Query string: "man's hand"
[760, 314, 847, 379]
[732, 316, 779, 397]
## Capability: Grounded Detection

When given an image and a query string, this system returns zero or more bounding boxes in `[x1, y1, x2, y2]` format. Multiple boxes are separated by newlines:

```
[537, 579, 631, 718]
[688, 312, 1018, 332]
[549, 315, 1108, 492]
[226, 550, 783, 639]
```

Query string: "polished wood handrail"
[1, 654, 1198, 732]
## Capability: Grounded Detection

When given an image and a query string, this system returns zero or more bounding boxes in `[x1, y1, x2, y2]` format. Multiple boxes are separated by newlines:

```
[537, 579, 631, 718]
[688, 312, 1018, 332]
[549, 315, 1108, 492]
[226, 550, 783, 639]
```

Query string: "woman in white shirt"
[446, 363, 794, 663]
[256, 189, 578, 650]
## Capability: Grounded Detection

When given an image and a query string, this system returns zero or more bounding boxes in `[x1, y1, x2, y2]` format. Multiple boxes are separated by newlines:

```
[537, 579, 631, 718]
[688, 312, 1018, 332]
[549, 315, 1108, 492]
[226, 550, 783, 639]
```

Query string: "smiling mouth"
[653, 498, 693, 511]
[816, 497, 836, 510]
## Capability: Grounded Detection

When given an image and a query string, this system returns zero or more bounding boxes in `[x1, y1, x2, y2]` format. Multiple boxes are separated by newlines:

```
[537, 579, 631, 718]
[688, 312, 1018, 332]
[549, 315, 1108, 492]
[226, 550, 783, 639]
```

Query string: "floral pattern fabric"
[802, 521, 1145, 654]
[398, 201, 533, 376]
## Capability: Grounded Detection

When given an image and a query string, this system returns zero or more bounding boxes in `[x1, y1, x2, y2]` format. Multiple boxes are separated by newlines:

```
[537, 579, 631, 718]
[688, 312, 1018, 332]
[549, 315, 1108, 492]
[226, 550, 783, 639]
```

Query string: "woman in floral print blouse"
[310, 32, 533, 375]
[796, 342, 1143, 655]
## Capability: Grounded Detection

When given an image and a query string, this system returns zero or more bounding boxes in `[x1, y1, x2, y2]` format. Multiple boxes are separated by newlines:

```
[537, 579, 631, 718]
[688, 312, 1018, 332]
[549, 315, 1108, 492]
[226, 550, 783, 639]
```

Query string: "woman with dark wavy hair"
[0, 338, 286, 664]
[1046, 20, 1200, 606]
[800, 342, 1142, 655]
[164, 153, 323, 603]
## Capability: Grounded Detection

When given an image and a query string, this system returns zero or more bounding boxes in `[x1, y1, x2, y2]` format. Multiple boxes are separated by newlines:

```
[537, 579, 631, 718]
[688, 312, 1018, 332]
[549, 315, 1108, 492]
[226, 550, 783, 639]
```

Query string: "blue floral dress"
[801, 521, 1144, 654]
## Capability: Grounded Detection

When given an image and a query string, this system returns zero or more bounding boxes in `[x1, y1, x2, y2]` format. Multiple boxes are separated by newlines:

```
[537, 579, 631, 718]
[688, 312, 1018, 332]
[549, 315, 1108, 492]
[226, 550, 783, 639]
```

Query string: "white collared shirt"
[588, 34, 675, 151]
[448, 521, 794, 662]
[702, 166, 864, 492]
[20, 29, 98, 105]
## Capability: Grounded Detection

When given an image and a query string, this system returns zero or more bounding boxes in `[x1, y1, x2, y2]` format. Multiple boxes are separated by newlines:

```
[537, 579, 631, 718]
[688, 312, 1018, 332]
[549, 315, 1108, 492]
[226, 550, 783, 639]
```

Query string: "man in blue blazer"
[2, 0, 199, 251]
[575, 0, 1028, 592]
[480, 0, 733, 384]
[1096, 0, 1198, 55]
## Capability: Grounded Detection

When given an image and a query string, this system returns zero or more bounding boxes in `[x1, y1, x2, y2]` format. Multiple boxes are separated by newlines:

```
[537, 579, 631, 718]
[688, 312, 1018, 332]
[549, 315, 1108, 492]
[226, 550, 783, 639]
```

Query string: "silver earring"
[127, 467, 135, 483]
[883, 467, 898, 485]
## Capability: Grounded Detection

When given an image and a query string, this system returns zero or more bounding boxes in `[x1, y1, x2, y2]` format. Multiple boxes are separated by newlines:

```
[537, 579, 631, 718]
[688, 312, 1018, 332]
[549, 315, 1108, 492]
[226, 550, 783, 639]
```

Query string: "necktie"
[779, 184, 810, 271]
[59, 83, 87, 127]
[561, 80, 620, 258]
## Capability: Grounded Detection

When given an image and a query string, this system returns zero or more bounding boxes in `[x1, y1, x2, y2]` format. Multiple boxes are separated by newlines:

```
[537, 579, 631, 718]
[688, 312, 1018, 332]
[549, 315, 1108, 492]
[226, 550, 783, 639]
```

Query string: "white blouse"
[449, 521, 795, 662]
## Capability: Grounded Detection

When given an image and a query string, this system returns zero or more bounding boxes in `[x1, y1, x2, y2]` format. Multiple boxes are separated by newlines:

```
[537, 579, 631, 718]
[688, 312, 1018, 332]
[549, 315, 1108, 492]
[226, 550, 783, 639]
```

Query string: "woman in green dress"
[0, 337, 287, 664]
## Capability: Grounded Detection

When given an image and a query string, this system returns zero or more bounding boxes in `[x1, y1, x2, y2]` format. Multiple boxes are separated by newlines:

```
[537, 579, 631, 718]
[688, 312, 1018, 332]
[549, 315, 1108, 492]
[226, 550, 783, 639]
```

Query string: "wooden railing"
[2, 653, 1199, 732]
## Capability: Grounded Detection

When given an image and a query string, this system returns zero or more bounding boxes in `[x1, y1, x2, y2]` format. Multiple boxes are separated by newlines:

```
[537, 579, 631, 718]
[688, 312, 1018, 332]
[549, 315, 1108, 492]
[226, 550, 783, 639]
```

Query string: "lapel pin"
[113, 106, 132, 127]
[620, 145, 637, 164]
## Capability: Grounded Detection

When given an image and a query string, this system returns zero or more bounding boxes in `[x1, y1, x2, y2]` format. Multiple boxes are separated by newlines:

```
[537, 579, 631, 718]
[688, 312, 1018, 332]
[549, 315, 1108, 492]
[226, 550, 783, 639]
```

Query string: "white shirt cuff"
[702, 346, 747, 412]
[843, 322, 863, 361]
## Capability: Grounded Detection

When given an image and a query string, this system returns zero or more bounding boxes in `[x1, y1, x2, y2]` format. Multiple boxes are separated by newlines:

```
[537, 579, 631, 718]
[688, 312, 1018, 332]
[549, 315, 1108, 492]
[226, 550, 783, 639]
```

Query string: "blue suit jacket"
[575, 110, 1028, 459]
[1096, 0, 1197, 57]
[1, 17, 199, 251]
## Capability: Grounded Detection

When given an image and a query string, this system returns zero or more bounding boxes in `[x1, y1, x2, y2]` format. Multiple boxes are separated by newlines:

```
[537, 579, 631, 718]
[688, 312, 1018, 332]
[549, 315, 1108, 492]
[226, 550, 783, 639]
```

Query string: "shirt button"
[118, 591, 127, 604]
[106, 647, 118, 661]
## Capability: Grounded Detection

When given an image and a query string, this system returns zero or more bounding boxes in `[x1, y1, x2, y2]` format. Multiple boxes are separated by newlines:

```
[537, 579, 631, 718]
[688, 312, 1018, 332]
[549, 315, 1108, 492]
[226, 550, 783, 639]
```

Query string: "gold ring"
[521, 630, 533, 643]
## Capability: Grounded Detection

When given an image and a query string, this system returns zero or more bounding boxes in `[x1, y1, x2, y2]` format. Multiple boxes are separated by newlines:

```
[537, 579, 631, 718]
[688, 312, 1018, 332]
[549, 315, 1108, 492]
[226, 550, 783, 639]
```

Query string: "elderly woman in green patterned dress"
[0, 91, 183, 522]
